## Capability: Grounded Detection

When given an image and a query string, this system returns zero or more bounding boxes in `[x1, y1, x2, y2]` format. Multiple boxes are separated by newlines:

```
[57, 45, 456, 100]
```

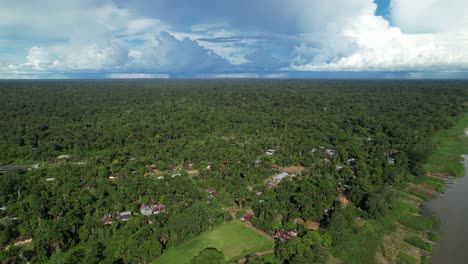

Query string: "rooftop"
[272, 172, 289, 181]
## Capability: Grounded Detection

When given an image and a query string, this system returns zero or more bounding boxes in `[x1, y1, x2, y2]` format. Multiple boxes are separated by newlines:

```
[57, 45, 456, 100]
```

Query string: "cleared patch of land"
[279, 166, 305, 174]
[154, 221, 274, 264]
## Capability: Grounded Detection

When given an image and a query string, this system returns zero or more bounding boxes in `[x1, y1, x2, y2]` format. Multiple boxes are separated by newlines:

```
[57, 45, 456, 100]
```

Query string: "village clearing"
[154, 221, 273, 264]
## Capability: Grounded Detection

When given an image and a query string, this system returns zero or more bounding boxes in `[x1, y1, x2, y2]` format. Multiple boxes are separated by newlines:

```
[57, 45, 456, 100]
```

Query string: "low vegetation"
[424, 111, 468, 177]
[404, 236, 431, 251]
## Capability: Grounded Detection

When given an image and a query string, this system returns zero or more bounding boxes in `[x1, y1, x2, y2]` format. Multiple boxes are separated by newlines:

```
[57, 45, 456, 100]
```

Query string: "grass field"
[424, 112, 468, 177]
[154, 221, 274, 264]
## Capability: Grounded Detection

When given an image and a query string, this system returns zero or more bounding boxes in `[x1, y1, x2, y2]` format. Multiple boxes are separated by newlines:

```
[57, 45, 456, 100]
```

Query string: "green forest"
[0, 80, 467, 264]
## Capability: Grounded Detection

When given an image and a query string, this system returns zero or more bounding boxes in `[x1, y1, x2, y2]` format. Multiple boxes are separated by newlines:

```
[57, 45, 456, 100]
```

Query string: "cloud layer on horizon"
[1, 0, 467, 78]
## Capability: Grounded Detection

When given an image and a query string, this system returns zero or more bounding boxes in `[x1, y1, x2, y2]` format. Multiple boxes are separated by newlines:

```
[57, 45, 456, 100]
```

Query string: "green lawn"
[154, 221, 274, 264]
[424, 112, 468, 177]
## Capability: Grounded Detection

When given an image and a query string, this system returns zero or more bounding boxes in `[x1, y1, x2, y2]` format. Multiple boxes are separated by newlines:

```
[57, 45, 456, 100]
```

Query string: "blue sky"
[375, 0, 390, 18]
[0, 0, 467, 79]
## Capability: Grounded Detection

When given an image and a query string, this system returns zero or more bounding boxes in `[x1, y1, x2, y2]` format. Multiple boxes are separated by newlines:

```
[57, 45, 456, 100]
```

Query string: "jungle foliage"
[0, 80, 467, 263]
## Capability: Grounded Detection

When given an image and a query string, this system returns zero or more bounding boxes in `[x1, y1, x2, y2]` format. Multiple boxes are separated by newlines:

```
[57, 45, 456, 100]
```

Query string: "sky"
[0, 0, 467, 79]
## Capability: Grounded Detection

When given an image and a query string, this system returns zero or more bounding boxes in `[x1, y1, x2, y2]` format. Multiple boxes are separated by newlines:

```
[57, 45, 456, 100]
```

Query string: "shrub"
[404, 236, 431, 251]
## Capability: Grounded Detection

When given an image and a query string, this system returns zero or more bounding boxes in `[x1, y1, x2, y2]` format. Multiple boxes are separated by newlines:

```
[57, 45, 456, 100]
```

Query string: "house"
[335, 165, 343, 171]
[386, 149, 398, 157]
[294, 218, 305, 225]
[152, 204, 166, 214]
[270, 165, 280, 172]
[267, 181, 278, 188]
[337, 194, 349, 208]
[326, 149, 337, 157]
[45, 178, 55, 182]
[388, 158, 395, 165]
[102, 215, 114, 225]
[140, 205, 153, 216]
[256, 191, 263, 196]
[171, 165, 180, 172]
[118, 211, 132, 221]
[185, 163, 193, 170]
[157, 176, 164, 180]
[272, 172, 289, 182]
[14, 236, 32, 246]
[109, 173, 123, 180]
[265, 149, 275, 155]
[139, 204, 166, 216]
[0, 206, 6, 211]
[147, 164, 163, 174]
[274, 230, 298, 242]
[206, 188, 218, 198]
[347, 158, 356, 165]
[32, 163, 41, 169]
[240, 212, 254, 224]
[56, 155, 72, 160]
[305, 221, 320, 231]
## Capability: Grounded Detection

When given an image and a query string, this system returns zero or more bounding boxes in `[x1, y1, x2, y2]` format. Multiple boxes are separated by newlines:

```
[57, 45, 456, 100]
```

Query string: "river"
[424, 156, 468, 264]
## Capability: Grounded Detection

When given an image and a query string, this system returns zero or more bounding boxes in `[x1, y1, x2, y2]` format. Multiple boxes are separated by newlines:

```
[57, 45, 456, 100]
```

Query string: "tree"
[328, 208, 356, 241]
[275, 235, 329, 264]
[0, 246, 22, 264]
[190, 248, 225, 264]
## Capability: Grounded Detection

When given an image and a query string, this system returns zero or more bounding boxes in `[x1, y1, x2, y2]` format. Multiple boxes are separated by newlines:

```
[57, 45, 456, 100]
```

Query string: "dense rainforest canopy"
[0, 80, 467, 263]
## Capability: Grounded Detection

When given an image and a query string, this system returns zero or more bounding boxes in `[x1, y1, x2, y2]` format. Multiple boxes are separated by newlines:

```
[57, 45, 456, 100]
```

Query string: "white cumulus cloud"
[289, 0, 468, 72]
[390, 0, 468, 33]
[1, 0, 468, 77]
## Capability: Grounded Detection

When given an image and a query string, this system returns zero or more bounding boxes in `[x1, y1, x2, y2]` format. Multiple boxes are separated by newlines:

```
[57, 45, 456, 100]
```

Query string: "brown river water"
[424, 156, 468, 264]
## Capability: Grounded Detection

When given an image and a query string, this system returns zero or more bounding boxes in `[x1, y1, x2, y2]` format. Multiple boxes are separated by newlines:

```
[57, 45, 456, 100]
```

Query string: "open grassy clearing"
[154, 221, 273, 264]
[424, 112, 468, 177]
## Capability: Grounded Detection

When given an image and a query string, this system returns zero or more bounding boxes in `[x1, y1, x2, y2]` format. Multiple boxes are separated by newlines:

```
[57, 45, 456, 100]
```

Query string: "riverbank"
[328, 111, 468, 264]
[424, 159, 468, 264]
[424, 112, 468, 178]
[390, 111, 468, 263]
